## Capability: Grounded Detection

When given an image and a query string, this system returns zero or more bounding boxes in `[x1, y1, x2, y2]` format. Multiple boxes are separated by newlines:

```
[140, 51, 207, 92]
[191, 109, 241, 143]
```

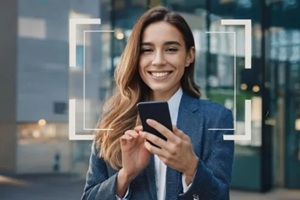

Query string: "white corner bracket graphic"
[69, 18, 101, 67]
[223, 100, 251, 141]
[221, 19, 252, 69]
[69, 18, 114, 140]
[69, 18, 101, 140]
[221, 19, 252, 141]
[69, 99, 94, 140]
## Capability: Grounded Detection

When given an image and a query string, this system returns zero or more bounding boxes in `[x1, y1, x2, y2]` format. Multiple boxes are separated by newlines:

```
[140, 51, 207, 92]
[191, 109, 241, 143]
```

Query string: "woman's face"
[139, 21, 194, 101]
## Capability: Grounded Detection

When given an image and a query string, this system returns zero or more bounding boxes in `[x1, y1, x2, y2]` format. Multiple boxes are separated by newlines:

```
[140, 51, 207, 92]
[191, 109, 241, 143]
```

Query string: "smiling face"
[139, 21, 195, 101]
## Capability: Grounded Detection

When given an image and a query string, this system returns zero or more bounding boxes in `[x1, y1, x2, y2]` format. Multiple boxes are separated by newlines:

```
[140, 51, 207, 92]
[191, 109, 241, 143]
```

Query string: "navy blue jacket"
[81, 93, 234, 200]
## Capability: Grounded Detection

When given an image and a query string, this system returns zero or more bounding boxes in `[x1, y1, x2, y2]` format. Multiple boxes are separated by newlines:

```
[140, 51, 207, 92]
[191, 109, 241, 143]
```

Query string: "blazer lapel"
[166, 93, 197, 200]
[145, 155, 157, 200]
[177, 93, 203, 159]
[166, 93, 203, 199]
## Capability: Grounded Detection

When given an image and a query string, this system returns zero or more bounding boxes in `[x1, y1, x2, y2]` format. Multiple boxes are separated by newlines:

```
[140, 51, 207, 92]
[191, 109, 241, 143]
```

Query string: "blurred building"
[0, 0, 300, 192]
[0, 0, 110, 174]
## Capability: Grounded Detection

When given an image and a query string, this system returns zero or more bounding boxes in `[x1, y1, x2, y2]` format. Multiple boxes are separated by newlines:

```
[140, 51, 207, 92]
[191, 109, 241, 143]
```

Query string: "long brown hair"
[95, 6, 201, 169]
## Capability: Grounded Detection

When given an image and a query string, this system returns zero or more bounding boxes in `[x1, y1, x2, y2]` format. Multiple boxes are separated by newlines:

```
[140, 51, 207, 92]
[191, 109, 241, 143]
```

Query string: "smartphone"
[137, 101, 173, 142]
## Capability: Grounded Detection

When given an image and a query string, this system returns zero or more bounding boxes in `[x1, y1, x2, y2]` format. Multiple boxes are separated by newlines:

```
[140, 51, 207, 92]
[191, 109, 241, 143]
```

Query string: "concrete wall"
[0, 1, 18, 172]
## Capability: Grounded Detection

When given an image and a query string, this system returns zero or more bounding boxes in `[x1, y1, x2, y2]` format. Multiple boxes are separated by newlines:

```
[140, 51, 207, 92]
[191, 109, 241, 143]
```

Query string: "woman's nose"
[152, 51, 166, 66]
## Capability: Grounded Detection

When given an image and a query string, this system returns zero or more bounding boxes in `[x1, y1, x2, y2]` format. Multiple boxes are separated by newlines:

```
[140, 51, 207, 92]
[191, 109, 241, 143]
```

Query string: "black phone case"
[137, 101, 172, 142]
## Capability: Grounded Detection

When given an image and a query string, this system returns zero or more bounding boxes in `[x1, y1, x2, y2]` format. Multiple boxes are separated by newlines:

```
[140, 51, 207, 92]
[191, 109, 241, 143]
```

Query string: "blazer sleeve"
[81, 142, 128, 200]
[178, 108, 234, 200]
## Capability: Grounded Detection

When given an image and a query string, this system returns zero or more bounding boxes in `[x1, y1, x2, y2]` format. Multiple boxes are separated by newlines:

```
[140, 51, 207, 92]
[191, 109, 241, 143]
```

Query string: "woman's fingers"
[139, 130, 165, 147]
[124, 130, 139, 138]
[134, 125, 143, 132]
[143, 140, 166, 157]
[146, 119, 177, 143]
[140, 121, 197, 174]
[121, 134, 133, 141]
[121, 130, 141, 150]
[172, 126, 189, 141]
[140, 131, 175, 159]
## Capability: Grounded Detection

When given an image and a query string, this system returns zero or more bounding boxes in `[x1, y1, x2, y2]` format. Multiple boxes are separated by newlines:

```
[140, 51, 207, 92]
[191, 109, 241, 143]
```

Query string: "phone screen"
[137, 101, 172, 142]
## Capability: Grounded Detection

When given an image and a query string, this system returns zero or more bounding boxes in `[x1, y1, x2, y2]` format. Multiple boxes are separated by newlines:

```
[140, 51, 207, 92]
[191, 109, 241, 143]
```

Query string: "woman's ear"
[185, 46, 195, 67]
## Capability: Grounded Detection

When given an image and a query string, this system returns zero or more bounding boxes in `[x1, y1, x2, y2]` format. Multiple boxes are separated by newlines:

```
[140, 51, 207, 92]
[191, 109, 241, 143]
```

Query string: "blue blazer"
[81, 93, 234, 200]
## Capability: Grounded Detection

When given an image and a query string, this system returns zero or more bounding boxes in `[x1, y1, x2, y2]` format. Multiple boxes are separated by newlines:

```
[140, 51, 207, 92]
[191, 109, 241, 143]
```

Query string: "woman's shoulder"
[181, 93, 231, 115]
[180, 93, 233, 129]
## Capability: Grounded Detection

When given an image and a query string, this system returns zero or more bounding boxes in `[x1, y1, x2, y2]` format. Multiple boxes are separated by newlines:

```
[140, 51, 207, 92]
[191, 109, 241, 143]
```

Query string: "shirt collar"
[167, 88, 183, 125]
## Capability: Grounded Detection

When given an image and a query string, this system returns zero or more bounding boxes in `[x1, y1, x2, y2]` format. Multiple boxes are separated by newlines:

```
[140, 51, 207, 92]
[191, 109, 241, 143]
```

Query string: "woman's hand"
[117, 126, 151, 197]
[120, 125, 151, 178]
[139, 119, 199, 185]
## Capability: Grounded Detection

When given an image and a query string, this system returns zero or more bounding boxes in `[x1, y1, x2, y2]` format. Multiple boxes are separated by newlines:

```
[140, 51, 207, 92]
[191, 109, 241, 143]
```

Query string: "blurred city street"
[0, 173, 84, 200]
[1, 173, 300, 200]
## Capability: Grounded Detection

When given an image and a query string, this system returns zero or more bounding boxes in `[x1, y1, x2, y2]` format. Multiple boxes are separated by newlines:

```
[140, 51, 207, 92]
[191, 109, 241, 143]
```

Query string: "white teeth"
[151, 72, 169, 77]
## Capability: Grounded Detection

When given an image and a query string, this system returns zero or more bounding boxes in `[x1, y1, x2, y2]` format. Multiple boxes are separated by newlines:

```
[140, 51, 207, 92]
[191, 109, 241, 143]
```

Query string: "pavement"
[0, 173, 84, 200]
[230, 189, 300, 200]
[1, 173, 300, 200]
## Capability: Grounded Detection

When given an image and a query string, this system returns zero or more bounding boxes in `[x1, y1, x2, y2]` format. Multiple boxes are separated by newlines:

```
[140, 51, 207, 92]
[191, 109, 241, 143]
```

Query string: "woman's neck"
[149, 88, 179, 101]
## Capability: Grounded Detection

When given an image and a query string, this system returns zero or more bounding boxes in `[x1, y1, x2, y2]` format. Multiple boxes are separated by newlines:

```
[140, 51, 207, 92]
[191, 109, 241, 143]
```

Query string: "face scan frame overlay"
[68, 18, 252, 141]
[69, 18, 114, 140]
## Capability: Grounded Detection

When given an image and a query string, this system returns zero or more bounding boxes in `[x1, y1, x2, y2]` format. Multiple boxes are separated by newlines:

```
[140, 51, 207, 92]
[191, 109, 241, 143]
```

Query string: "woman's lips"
[149, 71, 171, 78]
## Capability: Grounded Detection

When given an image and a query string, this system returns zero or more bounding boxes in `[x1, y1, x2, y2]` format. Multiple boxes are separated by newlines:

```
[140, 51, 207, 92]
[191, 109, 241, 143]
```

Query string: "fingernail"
[146, 119, 152, 123]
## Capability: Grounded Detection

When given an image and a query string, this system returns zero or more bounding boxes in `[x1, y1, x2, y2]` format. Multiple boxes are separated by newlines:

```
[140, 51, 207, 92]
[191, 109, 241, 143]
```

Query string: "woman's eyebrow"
[164, 41, 181, 46]
[141, 41, 181, 46]
[141, 42, 153, 46]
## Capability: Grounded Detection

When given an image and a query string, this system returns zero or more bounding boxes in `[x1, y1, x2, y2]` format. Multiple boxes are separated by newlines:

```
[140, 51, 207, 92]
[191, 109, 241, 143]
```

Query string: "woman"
[81, 6, 234, 200]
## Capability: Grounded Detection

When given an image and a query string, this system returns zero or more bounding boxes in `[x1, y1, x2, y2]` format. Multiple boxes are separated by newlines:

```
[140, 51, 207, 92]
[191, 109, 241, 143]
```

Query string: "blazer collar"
[145, 155, 157, 200]
[179, 92, 200, 114]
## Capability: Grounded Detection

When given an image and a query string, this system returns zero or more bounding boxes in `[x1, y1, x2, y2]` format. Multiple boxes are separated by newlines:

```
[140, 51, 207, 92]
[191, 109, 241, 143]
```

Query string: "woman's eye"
[166, 47, 178, 52]
[141, 48, 153, 53]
